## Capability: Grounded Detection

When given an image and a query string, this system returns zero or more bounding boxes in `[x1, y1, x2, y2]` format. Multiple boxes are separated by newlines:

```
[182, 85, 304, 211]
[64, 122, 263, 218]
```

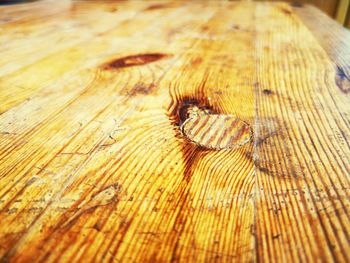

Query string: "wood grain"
[294, 4, 350, 94]
[255, 3, 350, 262]
[0, 1, 349, 262]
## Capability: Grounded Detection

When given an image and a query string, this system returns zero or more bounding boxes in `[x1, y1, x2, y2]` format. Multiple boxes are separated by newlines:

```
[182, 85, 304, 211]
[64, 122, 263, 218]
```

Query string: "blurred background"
[0, 0, 349, 28]
[263, 0, 350, 28]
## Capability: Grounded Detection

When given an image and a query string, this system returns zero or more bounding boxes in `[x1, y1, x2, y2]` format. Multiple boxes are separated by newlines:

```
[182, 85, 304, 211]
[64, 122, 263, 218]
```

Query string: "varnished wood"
[0, 1, 349, 262]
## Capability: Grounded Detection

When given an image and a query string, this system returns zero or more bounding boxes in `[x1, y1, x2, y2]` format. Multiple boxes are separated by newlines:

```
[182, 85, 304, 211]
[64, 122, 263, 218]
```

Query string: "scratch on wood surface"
[61, 183, 122, 229]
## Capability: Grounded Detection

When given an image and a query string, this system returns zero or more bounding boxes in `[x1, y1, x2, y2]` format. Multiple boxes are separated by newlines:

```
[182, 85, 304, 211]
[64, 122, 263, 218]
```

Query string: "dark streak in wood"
[144, 4, 170, 11]
[190, 57, 203, 66]
[102, 53, 169, 70]
[259, 166, 271, 175]
[107, 7, 118, 13]
[231, 24, 240, 30]
[124, 83, 158, 96]
[272, 234, 281, 239]
[290, 2, 303, 8]
[93, 221, 103, 231]
[280, 7, 292, 15]
[262, 89, 273, 95]
[170, 96, 213, 127]
[255, 131, 278, 147]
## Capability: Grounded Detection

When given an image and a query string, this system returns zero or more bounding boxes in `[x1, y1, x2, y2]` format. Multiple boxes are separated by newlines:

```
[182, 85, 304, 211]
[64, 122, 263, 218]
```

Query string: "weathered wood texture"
[0, 1, 350, 262]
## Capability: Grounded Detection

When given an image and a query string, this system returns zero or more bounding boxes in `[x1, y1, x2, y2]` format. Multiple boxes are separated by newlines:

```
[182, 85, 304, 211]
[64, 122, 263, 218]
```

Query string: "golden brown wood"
[294, 4, 350, 94]
[0, 1, 349, 262]
[255, 3, 350, 262]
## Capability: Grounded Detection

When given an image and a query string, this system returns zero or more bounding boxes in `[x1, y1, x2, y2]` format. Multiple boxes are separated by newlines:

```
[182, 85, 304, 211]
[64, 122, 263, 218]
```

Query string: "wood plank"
[254, 3, 350, 262]
[0, 1, 349, 262]
[294, 4, 350, 94]
[0, 1, 256, 262]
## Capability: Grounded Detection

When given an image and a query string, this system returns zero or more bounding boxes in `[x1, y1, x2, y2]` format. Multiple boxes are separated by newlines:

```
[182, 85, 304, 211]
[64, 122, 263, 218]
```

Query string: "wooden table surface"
[1, 1, 350, 262]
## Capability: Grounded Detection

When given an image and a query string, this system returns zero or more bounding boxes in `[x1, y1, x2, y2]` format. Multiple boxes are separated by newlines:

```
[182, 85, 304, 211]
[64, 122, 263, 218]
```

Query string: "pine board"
[0, 1, 349, 262]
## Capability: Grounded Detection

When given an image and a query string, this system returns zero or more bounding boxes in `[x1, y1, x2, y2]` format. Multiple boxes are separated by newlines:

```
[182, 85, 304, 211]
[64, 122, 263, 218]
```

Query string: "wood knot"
[179, 104, 252, 150]
[101, 53, 170, 70]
